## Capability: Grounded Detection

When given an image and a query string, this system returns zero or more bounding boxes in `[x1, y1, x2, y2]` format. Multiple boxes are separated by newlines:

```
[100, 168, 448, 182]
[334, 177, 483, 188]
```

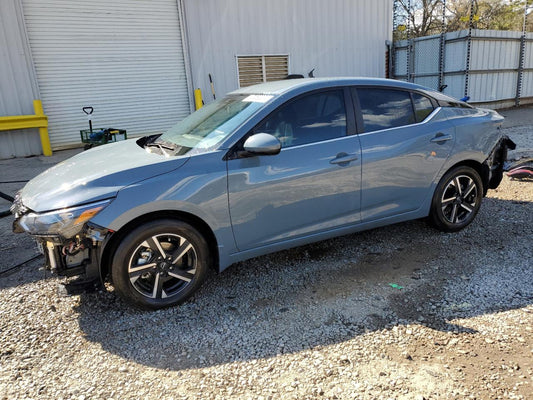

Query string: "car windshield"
[157, 94, 269, 155]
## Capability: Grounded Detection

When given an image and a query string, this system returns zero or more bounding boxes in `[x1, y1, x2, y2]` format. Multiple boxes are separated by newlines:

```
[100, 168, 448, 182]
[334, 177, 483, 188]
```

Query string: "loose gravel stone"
[0, 123, 531, 399]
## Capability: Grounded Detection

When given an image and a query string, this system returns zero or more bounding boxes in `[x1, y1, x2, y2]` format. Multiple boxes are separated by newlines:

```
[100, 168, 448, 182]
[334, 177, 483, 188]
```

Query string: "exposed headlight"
[17, 199, 112, 238]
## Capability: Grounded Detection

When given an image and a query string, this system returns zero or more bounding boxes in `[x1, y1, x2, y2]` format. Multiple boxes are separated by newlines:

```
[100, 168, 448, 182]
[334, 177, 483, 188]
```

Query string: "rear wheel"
[111, 219, 210, 309]
[429, 166, 483, 232]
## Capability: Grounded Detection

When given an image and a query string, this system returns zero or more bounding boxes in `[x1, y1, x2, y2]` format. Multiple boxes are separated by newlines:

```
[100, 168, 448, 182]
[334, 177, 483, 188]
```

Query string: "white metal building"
[1, 0, 392, 158]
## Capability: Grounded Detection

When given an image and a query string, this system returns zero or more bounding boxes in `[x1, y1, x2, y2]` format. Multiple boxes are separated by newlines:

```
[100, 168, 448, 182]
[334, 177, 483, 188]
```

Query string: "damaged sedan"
[12, 78, 515, 309]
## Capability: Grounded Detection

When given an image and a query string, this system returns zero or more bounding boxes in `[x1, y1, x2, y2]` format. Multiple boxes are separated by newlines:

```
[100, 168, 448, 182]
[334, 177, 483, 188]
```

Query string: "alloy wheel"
[440, 175, 478, 224]
[127, 233, 197, 299]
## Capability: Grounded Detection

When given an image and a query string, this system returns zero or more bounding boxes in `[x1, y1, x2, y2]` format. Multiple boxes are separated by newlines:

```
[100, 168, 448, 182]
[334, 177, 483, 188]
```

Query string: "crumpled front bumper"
[11, 193, 114, 284]
[11, 198, 109, 284]
[31, 223, 109, 283]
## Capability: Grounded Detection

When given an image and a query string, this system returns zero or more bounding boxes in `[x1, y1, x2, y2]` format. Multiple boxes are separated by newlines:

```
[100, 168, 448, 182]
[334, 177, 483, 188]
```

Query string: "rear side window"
[254, 90, 346, 147]
[412, 93, 434, 122]
[355, 88, 415, 133]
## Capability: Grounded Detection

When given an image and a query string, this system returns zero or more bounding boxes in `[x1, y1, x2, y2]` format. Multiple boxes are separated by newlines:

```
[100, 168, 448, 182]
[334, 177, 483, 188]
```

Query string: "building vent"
[237, 55, 289, 87]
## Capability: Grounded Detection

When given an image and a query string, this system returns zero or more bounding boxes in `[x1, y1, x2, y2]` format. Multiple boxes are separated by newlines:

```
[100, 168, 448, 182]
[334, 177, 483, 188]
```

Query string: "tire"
[429, 166, 483, 232]
[111, 219, 210, 309]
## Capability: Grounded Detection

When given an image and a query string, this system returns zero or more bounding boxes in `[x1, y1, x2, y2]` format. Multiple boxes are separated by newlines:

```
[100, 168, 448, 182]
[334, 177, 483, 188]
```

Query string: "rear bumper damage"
[483, 135, 516, 192]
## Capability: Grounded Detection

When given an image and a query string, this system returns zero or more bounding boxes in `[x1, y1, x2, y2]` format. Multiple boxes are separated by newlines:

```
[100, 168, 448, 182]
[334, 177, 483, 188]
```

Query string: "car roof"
[229, 77, 430, 96]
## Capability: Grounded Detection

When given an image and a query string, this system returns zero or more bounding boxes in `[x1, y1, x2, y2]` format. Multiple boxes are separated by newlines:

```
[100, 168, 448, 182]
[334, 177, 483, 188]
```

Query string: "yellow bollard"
[33, 100, 52, 156]
[194, 88, 203, 110]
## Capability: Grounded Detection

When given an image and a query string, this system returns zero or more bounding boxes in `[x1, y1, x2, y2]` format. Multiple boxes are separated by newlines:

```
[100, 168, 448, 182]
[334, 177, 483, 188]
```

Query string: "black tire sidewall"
[111, 219, 210, 309]
[430, 166, 483, 232]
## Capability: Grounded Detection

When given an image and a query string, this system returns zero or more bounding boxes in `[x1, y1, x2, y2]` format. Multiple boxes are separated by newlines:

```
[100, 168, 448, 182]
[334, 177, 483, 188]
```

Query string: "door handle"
[330, 153, 359, 165]
[431, 133, 453, 143]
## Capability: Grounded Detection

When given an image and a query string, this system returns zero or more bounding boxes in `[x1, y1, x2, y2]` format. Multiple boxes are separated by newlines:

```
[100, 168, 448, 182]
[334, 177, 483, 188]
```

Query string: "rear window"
[356, 88, 415, 133]
[412, 93, 434, 122]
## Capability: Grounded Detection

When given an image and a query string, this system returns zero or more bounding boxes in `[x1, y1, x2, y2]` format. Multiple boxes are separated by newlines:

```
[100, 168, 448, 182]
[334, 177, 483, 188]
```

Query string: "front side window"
[356, 88, 415, 133]
[253, 90, 347, 147]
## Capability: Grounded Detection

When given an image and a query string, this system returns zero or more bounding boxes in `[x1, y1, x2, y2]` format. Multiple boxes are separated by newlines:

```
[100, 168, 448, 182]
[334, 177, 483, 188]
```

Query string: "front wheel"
[429, 166, 483, 232]
[111, 219, 210, 309]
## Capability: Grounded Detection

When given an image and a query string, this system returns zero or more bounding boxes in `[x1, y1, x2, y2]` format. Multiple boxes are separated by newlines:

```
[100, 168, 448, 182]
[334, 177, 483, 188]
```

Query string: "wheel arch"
[440, 159, 488, 196]
[99, 210, 220, 283]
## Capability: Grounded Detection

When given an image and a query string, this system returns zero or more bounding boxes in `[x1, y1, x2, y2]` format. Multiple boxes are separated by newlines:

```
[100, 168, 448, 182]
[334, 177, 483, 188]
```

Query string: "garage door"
[22, 0, 191, 149]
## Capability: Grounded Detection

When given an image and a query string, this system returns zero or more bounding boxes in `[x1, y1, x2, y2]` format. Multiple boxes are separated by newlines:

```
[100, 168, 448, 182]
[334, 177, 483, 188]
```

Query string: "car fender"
[90, 153, 238, 265]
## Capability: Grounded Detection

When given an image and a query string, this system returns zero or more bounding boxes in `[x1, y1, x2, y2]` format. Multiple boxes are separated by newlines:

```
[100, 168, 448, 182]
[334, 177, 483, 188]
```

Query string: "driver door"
[226, 88, 362, 251]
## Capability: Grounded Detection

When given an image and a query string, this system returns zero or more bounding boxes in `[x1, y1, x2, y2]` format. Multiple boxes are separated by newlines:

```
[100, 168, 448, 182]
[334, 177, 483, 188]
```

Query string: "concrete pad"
[499, 105, 533, 128]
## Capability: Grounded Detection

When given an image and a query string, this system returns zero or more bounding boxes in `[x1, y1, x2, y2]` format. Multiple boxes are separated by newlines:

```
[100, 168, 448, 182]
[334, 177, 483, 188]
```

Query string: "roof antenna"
[308, 68, 315, 78]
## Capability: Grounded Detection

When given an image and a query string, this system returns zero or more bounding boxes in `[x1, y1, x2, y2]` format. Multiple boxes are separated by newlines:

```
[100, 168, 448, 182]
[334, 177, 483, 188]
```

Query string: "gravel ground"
[0, 122, 531, 399]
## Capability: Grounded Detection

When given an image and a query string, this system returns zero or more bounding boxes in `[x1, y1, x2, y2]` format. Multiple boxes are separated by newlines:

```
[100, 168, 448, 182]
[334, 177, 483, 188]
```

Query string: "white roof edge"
[229, 77, 426, 96]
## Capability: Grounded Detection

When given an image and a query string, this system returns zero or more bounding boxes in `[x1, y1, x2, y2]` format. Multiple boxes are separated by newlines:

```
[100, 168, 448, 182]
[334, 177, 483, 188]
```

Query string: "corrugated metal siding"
[0, 0, 42, 159]
[469, 72, 517, 102]
[444, 40, 467, 72]
[393, 29, 533, 105]
[469, 30, 521, 102]
[522, 32, 533, 99]
[22, 0, 191, 149]
[184, 0, 392, 102]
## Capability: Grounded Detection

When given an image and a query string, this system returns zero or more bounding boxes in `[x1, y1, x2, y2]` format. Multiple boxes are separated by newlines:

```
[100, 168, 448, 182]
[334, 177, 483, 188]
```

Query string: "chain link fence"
[392, 0, 533, 108]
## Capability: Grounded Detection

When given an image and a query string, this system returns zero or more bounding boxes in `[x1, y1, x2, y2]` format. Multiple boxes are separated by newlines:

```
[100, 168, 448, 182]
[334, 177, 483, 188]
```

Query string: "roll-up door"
[22, 0, 191, 149]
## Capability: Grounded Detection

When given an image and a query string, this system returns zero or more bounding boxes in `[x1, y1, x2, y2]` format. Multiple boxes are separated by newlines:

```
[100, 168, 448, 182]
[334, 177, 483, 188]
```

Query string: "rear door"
[353, 87, 455, 222]
[227, 88, 362, 251]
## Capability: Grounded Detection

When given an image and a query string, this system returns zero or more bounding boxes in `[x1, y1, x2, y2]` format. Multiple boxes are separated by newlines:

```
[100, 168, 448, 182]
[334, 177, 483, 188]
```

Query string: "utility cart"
[80, 106, 127, 150]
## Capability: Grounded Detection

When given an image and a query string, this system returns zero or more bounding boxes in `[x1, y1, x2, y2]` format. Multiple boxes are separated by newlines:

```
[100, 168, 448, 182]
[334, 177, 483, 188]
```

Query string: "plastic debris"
[388, 283, 404, 290]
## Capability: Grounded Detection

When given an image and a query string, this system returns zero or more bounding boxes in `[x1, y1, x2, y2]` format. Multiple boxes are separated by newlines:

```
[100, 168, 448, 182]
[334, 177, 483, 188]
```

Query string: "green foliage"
[394, 0, 532, 40]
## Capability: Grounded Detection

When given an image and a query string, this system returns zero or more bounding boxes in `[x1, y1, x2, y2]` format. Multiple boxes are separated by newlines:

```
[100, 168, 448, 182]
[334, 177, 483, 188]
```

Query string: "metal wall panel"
[22, 0, 192, 149]
[471, 37, 520, 70]
[523, 32, 533, 98]
[469, 30, 522, 102]
[0, 0, 42, 159]
[183, 0, 392, 102]
[470, 72, 518, 102]
[394, 29, 533, 106]
[444, 41, 467, 73]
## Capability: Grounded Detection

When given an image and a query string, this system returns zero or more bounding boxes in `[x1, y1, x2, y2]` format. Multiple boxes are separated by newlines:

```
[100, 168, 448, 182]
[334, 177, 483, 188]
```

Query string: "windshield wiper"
[145, 142, 171, 156]
[145, 139, 191, 156]
[145, 139, 181, 156]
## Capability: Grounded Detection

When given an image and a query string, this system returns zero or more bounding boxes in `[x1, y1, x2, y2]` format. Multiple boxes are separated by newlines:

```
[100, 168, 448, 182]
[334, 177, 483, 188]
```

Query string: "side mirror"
[243, 133, 281, 156]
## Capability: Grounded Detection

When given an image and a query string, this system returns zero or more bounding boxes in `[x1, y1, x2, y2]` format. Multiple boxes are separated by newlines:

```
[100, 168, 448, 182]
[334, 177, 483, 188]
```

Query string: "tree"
[394, 0, 533, 40]
[445, 0, 532, 32]
[394, 0, 445, 39]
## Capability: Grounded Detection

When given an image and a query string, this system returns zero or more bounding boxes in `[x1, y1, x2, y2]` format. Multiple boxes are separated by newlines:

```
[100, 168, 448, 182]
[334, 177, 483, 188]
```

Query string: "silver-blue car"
[12, 78, 514, 309]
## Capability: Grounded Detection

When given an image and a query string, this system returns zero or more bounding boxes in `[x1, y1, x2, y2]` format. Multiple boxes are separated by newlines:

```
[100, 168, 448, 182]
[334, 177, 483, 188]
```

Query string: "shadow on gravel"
[73, 196, 533, 371]
[0, 212, 51, 287]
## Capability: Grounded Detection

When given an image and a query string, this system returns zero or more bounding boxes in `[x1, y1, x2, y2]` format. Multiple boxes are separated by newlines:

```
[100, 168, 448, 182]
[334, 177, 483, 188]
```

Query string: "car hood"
[21, 139, 189, 212]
